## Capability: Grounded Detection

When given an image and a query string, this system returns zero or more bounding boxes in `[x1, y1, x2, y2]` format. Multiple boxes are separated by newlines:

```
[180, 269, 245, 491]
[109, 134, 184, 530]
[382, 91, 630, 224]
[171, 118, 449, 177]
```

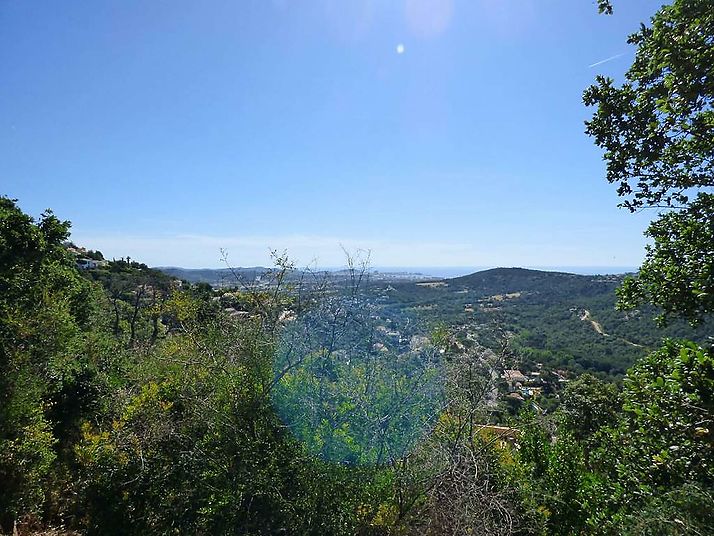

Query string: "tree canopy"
[584, 0, 714, 324]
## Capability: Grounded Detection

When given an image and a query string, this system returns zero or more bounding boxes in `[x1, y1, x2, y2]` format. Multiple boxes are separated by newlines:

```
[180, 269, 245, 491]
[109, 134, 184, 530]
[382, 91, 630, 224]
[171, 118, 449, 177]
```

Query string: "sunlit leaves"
[584, 0, 714, 324]
[616, 192, 714, 323]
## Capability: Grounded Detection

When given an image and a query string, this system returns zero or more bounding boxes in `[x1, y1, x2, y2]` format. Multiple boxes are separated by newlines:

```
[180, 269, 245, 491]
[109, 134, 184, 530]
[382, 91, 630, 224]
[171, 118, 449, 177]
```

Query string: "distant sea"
[369, 266, 638, 279]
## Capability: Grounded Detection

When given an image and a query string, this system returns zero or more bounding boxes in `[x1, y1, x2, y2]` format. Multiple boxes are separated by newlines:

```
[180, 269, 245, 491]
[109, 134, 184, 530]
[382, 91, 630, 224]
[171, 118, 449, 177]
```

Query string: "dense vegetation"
[382, 268, 712, 381]
[1, 197, 404, 534]
[1, 195, 712, 534]
[1, 0, 712, 534]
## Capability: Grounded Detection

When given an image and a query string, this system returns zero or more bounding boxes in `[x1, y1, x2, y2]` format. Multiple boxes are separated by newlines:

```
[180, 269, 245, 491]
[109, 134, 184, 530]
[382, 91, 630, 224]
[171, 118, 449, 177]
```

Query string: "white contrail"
[588, 52, 626, 68]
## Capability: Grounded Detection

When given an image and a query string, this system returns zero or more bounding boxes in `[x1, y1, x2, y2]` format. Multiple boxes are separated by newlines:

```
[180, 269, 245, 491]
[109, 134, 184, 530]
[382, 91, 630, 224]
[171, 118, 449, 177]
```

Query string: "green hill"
[380, 268, 712, 380]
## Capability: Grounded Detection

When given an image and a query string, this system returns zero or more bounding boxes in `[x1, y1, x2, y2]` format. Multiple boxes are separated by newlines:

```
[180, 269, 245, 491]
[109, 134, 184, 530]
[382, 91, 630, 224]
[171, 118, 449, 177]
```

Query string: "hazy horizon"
[153, 264, 638, 278]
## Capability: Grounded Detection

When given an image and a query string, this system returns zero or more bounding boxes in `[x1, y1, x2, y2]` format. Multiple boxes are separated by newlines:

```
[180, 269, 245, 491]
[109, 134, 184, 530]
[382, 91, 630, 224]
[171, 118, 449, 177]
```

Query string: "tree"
[617, 340, 713, 490]
[583, 339, 714, 534]
[576, 5, 714, 529]
[583, 0, 714, 324]
[559, 373, 620, 442]
[0, 197, 98, 527]
[618, 194, 714, 324]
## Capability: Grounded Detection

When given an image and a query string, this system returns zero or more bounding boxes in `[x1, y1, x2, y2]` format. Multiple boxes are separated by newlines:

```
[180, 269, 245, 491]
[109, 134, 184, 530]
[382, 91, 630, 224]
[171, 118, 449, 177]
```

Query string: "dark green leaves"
[597, 1, 613, 15]
[616, 192, 714, 324]
[585, 0, 714, 213]
[585, 0, 714, 324]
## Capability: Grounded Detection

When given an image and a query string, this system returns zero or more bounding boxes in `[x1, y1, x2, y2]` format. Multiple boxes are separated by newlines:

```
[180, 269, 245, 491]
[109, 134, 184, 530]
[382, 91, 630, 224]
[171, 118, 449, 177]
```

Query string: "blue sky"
[2, 0, 662, 268]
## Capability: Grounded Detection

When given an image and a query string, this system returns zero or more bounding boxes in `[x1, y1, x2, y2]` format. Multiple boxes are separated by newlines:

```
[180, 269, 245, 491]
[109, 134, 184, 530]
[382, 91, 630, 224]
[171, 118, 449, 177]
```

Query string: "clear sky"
[2, 0, 663, 269]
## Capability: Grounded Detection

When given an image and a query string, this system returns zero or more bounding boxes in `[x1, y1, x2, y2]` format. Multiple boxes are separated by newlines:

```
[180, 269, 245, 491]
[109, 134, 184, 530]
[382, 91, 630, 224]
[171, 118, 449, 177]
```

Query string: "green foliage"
[73, 293, 397, 535]
[616, 339, 713, 489]
[597, 1, 613, 15]
[577, 3, 714, 525]
[518, 418, 589, 535]
[611, 483, 714, 535]
[0, 197, 101, 527]
[584, 0, 713, 213]
[83, 258, 177, 345]
[273, 292, 444, 465]
[584, 0, 714, 323]
[2, 189, 711, 535]
[559, 373, 620, 442]
[617, 192, 714, 324]
[521, 340, 714, 534]
[585, 341, 714, 534]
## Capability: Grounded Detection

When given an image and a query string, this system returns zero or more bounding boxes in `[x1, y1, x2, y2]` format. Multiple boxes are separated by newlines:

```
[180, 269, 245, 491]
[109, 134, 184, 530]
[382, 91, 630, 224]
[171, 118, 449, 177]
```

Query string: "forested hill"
[388, 267, 629, 314]
[448, 267, 625, 297]
[383, 267, 712, 380]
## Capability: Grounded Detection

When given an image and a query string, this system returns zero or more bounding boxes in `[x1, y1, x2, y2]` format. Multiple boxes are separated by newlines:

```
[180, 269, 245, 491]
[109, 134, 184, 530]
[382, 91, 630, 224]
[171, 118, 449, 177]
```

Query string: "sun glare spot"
[396, 43, 405, 54]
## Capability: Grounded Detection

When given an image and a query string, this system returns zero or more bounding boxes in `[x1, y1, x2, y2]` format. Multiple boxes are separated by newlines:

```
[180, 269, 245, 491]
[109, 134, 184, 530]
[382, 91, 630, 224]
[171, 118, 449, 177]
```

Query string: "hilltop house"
[77, 258, 105, 270]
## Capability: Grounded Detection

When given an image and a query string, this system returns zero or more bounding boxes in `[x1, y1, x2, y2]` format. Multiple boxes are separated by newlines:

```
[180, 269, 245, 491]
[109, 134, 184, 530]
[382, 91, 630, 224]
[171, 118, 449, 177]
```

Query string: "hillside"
[449, 267, 624, 296]
[156, 266, 269, 286]
[379, 267, 712, 380]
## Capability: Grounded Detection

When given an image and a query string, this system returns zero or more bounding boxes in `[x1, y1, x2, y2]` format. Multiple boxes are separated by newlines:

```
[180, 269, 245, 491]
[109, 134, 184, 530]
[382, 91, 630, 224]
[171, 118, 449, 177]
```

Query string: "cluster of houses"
[500, 365, 571, 405]
[67, 245, 108, 270]
[76, 257, 107, 270]
[65, 243, 107, 270]
[502, 369, 542, 401]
